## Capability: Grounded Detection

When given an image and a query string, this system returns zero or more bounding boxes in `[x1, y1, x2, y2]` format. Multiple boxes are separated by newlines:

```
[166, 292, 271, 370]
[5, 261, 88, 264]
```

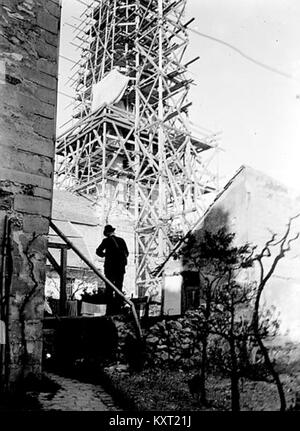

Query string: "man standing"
[96, 225, 129, 314]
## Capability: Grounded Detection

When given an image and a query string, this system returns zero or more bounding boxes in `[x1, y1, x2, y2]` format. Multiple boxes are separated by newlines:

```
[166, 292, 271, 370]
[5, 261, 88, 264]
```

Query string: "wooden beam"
[50, 220, 143, 339]
[48, 242, 70, 249]
[46, 251, 61, 275]
[59, 248, 68, 316]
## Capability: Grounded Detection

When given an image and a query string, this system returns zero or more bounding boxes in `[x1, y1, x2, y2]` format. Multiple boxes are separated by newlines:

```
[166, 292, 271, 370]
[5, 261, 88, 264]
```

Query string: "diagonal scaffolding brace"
[49, 220, 143, 339]
[55, 0, 220, 305]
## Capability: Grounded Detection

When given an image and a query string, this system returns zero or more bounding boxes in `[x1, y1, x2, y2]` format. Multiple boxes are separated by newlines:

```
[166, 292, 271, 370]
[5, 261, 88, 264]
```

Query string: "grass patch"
[103, 366, 298, 411]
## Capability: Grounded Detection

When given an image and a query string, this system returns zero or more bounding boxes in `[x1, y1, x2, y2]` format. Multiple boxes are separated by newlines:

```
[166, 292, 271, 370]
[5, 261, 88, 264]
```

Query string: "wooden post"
[59, 248, 67, 315]
[50, 220, 143, 339]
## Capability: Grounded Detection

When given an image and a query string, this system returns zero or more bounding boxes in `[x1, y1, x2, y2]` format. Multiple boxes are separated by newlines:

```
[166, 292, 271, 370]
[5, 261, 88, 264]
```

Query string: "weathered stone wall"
[0, 0, 60, 390]
[244, 167, 300, 342]
[164, 166, 300, 345]
[199, 166, 300, 343]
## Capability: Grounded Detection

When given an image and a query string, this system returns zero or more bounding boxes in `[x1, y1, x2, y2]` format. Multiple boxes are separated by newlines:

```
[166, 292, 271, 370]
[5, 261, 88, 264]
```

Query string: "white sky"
[57, 0, 300, 193]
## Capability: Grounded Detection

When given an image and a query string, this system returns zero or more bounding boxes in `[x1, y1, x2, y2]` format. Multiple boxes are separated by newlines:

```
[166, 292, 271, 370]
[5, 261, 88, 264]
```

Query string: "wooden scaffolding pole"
[55, 0, 219, 308]
[49, 220, 143, 339]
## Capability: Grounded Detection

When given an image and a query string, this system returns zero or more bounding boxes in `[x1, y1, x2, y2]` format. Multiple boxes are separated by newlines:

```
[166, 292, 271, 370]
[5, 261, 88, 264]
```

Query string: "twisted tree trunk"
[252, 303, 286, 411]
[230, 337, 240, 411]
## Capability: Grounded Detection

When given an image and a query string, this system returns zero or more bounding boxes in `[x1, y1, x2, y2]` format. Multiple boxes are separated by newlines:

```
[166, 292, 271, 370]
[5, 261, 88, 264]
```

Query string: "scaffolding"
[55, 0, 219, 298]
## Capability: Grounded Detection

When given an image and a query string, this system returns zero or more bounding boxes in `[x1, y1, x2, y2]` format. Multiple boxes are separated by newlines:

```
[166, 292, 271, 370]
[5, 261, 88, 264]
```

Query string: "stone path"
[38, 373, 121, 411]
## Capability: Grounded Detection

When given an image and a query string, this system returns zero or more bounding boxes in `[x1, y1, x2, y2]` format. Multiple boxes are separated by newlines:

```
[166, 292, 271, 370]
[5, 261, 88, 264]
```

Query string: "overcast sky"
[57, 0, 300, 193]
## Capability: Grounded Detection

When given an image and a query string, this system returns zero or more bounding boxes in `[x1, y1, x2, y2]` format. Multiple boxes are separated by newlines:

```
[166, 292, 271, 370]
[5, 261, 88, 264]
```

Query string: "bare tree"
[180, 228, 253, 406]
[249, 214, 300, 412]
[211, 276, 255, 411]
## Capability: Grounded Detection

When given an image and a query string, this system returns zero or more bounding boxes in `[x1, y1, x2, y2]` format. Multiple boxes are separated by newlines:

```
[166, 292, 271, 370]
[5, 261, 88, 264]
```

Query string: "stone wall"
[163, 165, 300, 344]
[0, 0, 60, 391]
[199, 166, 300, 343]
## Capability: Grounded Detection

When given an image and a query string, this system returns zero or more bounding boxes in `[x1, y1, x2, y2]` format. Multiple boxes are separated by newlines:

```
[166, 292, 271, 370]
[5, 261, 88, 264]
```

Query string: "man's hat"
[103, 224, 115, 236]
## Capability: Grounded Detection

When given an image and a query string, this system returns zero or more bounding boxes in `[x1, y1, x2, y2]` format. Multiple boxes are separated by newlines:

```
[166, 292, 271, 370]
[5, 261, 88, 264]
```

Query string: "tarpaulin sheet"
[91, 69, 130, 112]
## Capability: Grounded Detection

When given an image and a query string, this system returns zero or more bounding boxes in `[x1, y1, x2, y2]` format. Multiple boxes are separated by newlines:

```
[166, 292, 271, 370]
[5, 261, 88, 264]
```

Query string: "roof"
[48, 189, 102, 269]
[199, 164, 292, 218]
[158, 165, 297, 273]
[52, 189, 98, 226]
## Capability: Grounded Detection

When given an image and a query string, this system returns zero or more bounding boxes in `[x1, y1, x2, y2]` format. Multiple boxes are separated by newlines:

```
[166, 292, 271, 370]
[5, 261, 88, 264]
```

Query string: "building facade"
[164, 166, 300, 344]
